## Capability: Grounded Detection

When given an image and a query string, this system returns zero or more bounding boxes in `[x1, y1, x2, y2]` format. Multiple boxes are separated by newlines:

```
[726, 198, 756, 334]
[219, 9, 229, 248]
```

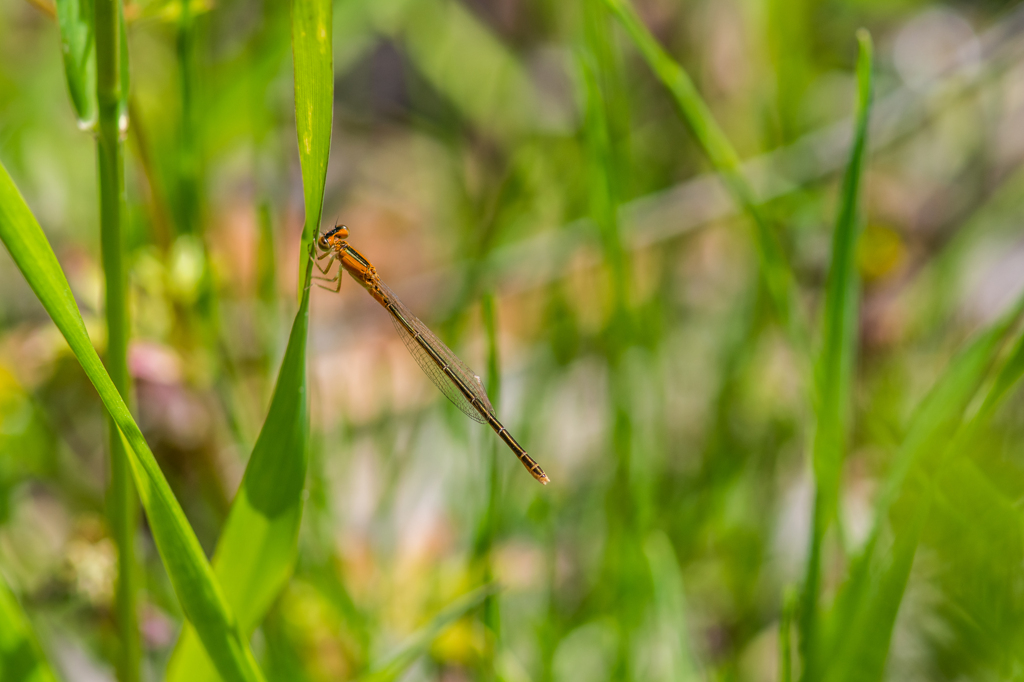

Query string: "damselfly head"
[318, 224, 349, 250]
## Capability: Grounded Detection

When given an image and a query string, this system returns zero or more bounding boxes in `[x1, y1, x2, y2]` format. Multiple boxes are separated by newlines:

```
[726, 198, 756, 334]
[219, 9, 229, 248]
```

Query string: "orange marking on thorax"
[333, 242, 388, 307]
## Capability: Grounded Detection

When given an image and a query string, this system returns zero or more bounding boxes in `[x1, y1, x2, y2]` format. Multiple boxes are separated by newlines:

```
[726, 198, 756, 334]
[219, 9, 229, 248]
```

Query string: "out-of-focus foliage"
[4, 0, 1024, 681]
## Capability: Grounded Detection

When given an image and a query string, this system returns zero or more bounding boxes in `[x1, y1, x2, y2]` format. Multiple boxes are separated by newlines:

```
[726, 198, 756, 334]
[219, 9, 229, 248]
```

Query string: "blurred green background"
[4, 0, 1024, 680]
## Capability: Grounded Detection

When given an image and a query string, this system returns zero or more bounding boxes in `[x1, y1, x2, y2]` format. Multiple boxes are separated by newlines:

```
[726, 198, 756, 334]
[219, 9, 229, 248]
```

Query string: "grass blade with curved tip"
[53, 0, 130, 129]
[359, 584, 498, 682]
[0, 573, 58, 682]
[0, 161, 266, 682]
[799, 30, 873, 669]
[601, 0, 804, 348]
[166, 262, 313, 682]
[53, 0, 97, 126]
[291, 0, 333, 295]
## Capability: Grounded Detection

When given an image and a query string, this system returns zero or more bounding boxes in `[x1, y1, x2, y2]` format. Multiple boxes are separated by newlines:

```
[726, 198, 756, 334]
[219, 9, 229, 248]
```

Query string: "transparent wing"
[378, 282, 495, 423]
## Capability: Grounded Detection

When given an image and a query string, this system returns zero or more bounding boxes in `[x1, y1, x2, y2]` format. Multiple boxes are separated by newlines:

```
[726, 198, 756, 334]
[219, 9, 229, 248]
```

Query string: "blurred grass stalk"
[799, 31, 873, 674]
[816, 287, 1024, 682]
[577, 1, 650, 676]
[0, 572, 59, 682]
[475, 292, 502, 680]
[94, 0, 140, 678]
[602, 0, 806, 351]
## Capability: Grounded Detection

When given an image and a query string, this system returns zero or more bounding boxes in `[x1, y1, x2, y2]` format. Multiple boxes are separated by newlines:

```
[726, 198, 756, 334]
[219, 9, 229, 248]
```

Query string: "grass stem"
[95, 0, 139, 679]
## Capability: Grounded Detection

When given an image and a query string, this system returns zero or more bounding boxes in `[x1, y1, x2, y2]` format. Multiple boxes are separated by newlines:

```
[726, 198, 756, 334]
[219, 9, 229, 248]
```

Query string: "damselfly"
[313, 225, 549, 485]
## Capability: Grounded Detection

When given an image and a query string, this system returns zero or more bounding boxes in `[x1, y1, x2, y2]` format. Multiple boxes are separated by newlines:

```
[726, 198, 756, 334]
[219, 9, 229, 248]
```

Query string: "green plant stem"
[779, 586, 798, 682]
[580, 6, 648, 678]
[95, 0, 139, 679]
[177, 0, 200, 236]
[479, 292, 501, 680]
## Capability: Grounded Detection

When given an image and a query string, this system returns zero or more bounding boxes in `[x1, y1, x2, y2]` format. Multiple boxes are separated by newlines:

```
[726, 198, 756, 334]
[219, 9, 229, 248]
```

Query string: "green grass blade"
[868, 300, 1023, 549]
[816, 294, 1024, 682]
[360, 585, 498, 682]
[826, 497, 929, 682]
[0, 573, 58, 682]
[964, 324, 1024, 429]
[0, 161, 266, 682]
[602, 0, 803, 344]
[54, 0, 98, 127]
[800, 30, 873, 668]
[291, 0, 333, 294]
[166, 263, 313, 682]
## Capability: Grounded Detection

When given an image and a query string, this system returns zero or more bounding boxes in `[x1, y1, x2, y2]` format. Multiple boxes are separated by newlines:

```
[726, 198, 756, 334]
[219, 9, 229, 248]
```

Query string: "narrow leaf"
[818, 291, 1024, 682]
[810, 30, 873, 517]
[291, 0, 333, 291]
[54, 0, 98, 126]
[0, 161, 266, 682]
[826, 497, 929, 682]
[53, 0, 129, 127]
[167, 264, 312, 682]
[800, 30, 873, 667]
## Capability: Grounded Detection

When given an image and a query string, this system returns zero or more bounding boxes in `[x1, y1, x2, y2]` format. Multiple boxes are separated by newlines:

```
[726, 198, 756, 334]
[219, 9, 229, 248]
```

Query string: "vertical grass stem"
[95, 0, 139, 679]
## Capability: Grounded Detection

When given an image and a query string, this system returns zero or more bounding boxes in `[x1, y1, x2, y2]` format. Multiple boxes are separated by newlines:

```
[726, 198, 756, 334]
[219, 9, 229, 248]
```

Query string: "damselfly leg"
[312, 249, 343, 292]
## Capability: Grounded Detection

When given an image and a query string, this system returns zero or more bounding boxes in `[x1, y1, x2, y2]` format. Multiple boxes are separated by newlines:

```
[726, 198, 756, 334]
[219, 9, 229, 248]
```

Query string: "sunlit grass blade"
[601, 0, 803, 344]
[359, 585, 497, 682]
[799, 30, 873, 670]
[0, 162, 266, 682]
[0, 573, 58, 682]
[816, 292, 1024, 682]
[291, 0, 333, 291]
[166, 264, 312, 682]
